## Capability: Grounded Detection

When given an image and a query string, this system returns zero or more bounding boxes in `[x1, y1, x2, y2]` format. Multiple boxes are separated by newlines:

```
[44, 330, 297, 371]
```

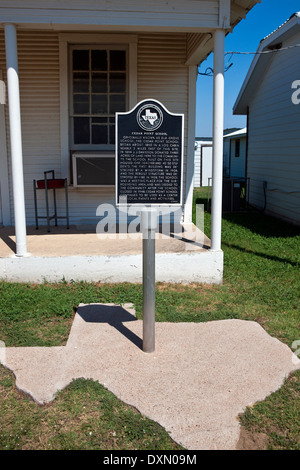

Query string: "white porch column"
[211, 29, 225, 251]
[5, 24, 27, 256]
[183, 65, 197, 224]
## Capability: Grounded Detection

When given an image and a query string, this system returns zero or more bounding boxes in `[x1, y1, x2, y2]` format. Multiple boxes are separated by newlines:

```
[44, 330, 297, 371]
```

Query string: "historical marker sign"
[116, 99, 184, 206]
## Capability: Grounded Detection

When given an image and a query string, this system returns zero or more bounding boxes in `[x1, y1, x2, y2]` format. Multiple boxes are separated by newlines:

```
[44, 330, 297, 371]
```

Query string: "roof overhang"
[0, 1, 260, 65]
[234, 12, 300, 115]
[223, 127, 247, 139]
[186, 0, 261, 65]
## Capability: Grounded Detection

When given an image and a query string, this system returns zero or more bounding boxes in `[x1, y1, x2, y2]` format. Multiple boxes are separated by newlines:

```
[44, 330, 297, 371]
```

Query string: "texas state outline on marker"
[142, 109, 158, 125]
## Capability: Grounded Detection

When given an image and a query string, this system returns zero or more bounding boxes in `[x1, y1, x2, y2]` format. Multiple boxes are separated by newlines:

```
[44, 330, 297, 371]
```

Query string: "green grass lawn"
[0, 187, 299, 450]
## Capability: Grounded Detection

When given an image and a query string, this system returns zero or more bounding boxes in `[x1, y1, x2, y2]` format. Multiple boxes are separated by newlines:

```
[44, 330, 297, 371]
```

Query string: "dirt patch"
[156, 282, 215, 292]
[236, 426, 269, 450]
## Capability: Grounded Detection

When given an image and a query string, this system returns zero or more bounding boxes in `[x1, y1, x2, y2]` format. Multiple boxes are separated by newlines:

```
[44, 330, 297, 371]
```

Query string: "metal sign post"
[116, 99, 184, 353]
[141, 208, 157, 353]
[116, 99, 184, 206]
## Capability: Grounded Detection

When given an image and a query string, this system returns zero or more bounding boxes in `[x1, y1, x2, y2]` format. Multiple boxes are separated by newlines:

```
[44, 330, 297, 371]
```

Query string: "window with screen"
[70, 46, 127, 149]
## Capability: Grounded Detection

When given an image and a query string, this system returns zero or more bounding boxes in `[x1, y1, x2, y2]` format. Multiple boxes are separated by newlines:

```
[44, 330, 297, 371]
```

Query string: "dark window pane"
[92, 73, 107, 93]
[110, 94, 126, 113]
[74, 117, 90, 144]
[73, 94, 89, 114]
[76, 157, 115, 185]
[92, 117, 107, 124]
[92, 95, 107, 114]
[235, 139, 240, 158]
[110, 50, 126, 71]
[72, 48, 127, 148]
[73, 72, 89, 93]
[92, 50, 107, 71]
[92, 125, 108, 144]
[73, 50, 89, 70]
[110, 72, 126, 92]
[109, 125, 115, 145]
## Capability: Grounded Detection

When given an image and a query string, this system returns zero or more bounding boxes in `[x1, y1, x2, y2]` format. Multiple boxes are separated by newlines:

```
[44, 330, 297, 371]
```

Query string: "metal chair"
[33, 170, 69, 232]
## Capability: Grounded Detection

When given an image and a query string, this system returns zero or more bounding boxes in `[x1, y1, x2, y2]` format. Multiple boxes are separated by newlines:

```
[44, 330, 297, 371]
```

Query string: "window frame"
[59, 33, 137, 182]
[69, 44, 128, 151]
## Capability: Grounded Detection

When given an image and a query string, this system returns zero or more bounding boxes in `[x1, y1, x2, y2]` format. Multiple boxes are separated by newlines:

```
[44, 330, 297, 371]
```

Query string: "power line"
[198, 43, 300, 76]
[225, 43, 300, 56]
[198, 57, 233, 76]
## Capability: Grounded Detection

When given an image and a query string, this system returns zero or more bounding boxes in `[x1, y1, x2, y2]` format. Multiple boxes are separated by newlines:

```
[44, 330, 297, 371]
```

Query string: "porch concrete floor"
[0, 224, 210, 258]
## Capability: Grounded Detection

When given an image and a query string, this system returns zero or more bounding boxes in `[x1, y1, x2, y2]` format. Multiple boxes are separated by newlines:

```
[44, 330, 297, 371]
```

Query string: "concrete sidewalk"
[1, 303, 299, 450]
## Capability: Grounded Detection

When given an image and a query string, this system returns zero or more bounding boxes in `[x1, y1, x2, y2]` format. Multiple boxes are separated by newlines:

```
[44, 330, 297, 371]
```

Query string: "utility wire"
[198, 43, 300, 76]
[225, 43, 300, 56]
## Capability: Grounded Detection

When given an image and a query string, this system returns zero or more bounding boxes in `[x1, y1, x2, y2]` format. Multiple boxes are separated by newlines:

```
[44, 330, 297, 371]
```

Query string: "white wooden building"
[234, 13, 300, 226]
[193, 138, 213, 187]
[0, 1, 259, 283]
[223, 127, 247, 178]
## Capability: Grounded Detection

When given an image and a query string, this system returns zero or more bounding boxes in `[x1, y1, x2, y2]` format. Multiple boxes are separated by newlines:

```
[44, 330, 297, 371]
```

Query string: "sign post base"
[141, 208, 157, 353]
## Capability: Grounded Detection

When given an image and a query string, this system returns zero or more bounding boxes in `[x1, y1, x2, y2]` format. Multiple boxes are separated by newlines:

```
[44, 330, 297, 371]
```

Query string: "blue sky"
[195, 0, 300, 137]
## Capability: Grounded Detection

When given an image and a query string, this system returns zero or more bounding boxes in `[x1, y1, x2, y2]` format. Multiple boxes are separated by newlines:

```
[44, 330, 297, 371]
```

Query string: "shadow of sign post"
[116, 99, 184, 353]
[77, 304, 142, 350]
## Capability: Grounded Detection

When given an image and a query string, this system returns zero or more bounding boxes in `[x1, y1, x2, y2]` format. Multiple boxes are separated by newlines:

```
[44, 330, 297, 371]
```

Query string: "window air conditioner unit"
[72, 153, 115, 187]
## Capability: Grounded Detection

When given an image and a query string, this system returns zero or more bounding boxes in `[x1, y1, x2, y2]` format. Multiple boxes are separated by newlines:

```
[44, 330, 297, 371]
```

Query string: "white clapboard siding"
[1, 30, 191, 226]
[193, 140, 213, 187]
[138, 32, 188, 208]
[0, 32, 11, 222]
[201, 145, 213, 186]
[19, 32, 61, 227]
[0, 31, 62, 226]
[0, 1, 220, 30]
[194, 146, 201, 187]
[247, 31, 300, 225]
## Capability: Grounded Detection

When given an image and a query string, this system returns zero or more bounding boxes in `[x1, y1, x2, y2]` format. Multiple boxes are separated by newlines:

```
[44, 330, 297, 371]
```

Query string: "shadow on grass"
[222, 242, 299, 267]
[194, 197, 209, 213]
[222, 210, 300, 239]
[194, 193, 300, 241]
